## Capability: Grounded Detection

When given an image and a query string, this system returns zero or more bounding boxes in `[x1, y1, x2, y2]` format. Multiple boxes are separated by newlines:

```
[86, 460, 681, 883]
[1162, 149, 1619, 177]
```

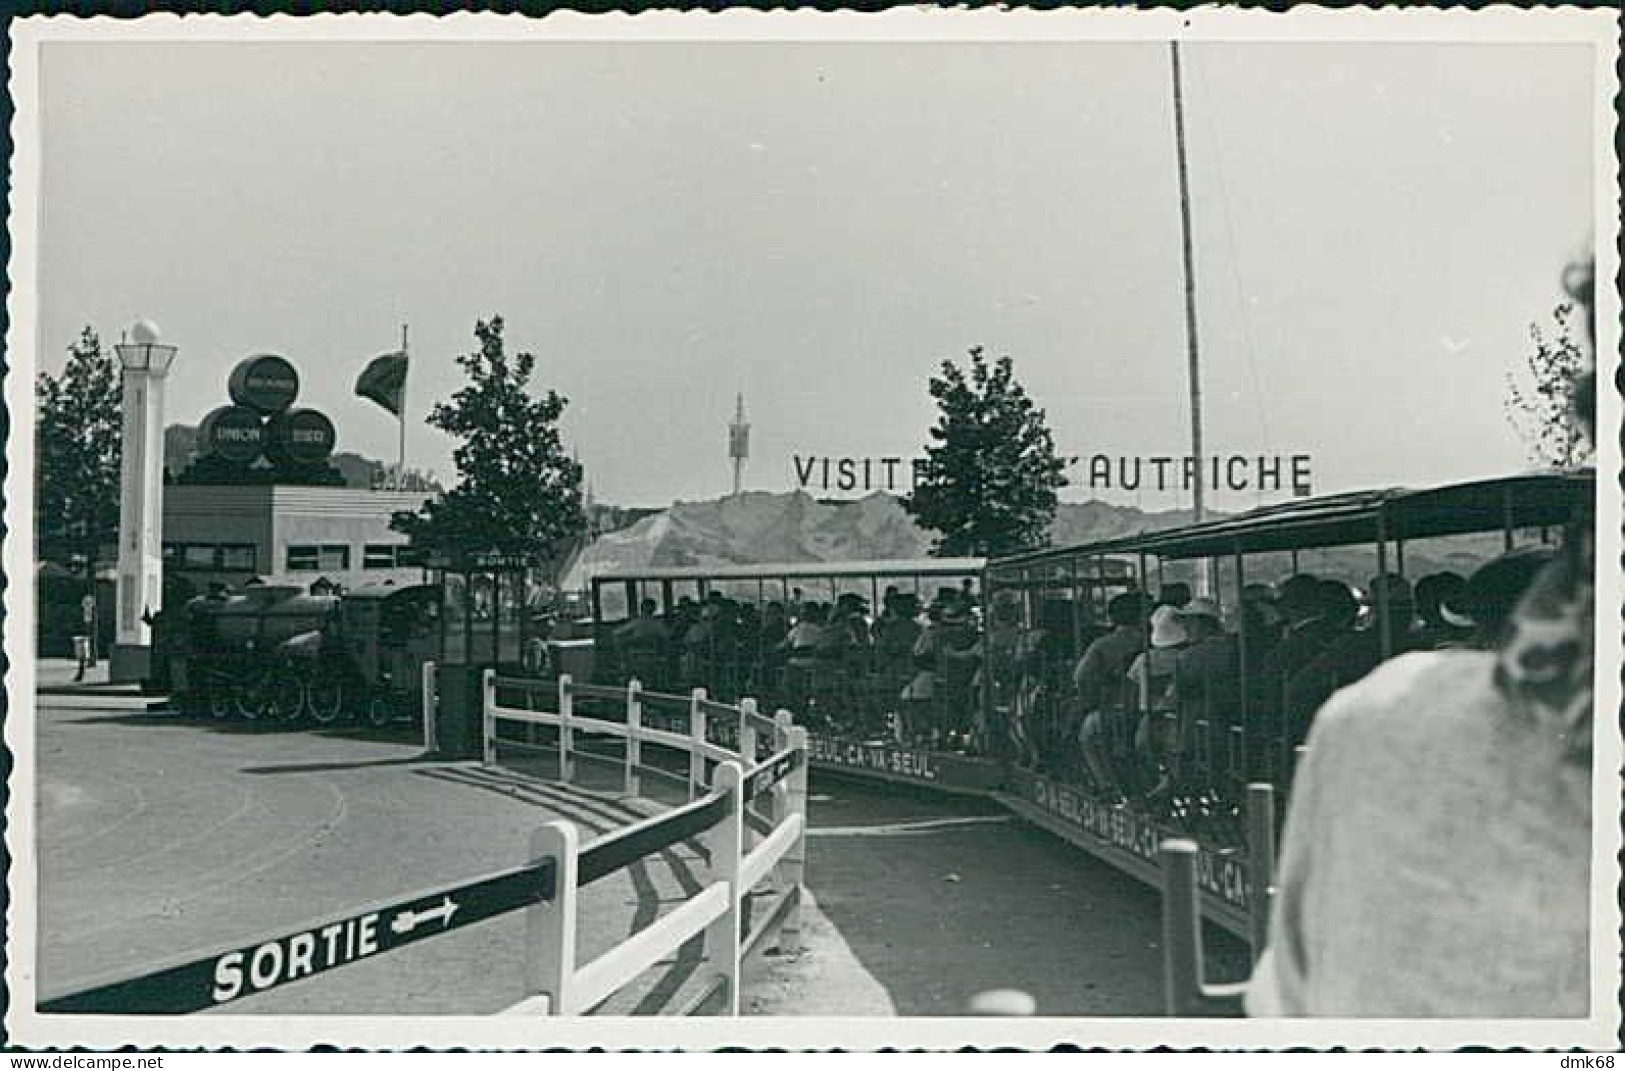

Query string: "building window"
[363, 544, 422, 569]
[286, 544, 349, 571]
[162, 543, 258, 573]
[220, 545, 257, 571]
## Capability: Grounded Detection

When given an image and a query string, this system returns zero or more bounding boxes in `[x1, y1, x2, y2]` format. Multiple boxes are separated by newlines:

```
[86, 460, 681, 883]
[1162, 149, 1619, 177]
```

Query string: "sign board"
[198, 405, 266, 463]
[267, 407, 338, 465]
[40, 860, 556, 1014]
[227, 354, 300, 415]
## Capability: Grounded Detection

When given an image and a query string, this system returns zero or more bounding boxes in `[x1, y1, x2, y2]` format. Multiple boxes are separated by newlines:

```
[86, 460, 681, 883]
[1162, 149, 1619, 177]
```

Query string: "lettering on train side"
[808, 737, 937, 781]
[1022, 774, 1248, 909]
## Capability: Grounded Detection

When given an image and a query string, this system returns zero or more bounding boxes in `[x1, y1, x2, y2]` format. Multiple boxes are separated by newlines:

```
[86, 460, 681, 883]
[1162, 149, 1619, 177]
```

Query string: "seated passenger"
[1167, 597, 1239, 790]
[1413, 571, 1473, 650]
[1077, 591, 1149, 797]
[1457, 548, 1556, 649]
[935, 597, 983, 749]
[615, 598, 672, 689]
[972, 597, 1025, 758]
[1284, 574, 1416, 745]
[1129, 607, 1189, 785]
[1253, 574, 1334, 715]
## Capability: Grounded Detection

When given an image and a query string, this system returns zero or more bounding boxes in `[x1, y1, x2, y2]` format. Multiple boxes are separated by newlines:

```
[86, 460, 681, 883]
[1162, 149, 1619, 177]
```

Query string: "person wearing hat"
[1075, 591, 1150, 797]
[1413, 572, 1473, 650]
[1454, 548, 1556, 650]
[1127, 601, 1190, 786]
[616, 597, 673, 691]
[1284, 573, 1418, 746]
[1164, 596, 1241, 795]
[934, 596, 983, 750]
[972, 596, 1026, 760]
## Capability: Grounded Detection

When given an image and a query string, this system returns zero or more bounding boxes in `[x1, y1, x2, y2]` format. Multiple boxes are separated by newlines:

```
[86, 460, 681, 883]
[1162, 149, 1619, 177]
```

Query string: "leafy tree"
[391, 317, 585, 566]
[904, 345, 1072, 556]
[1506, 302, 1592, 468]
[36, 327, 122, 577]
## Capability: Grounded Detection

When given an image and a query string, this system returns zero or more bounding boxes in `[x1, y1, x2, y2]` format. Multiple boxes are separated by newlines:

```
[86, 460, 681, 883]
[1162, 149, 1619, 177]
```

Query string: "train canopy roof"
[1006, 470, 1592, 565]
[591, 556, 988, 585]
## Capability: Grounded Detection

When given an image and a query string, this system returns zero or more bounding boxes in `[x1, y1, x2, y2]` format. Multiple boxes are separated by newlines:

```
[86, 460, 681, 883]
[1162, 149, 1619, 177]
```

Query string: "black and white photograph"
[4, 7, 1620, 1052]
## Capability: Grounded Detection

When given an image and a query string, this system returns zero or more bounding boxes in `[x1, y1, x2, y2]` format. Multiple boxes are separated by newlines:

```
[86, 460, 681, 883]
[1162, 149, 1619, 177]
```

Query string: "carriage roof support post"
[1375, 507, 1392, 660]
[1233, 542, 1248, 732]
[625, 679, 644, 797]
[1502, 483, 1516, 552]
[689, 688, 708, 800]
[558, 674, 575, 783]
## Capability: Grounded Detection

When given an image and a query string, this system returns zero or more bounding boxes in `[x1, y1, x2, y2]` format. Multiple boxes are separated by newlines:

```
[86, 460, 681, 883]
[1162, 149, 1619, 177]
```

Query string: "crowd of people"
[597, 546, 1557, 825]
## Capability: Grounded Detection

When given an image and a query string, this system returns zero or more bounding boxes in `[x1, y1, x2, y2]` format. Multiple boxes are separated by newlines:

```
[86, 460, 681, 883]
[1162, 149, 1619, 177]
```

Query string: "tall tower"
[111, 320, 178, 683]
[728, 393, 750, 497]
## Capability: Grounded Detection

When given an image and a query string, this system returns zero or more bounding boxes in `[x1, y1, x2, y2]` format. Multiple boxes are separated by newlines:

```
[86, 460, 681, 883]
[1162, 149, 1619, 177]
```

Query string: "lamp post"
[109, 320, 177, 684]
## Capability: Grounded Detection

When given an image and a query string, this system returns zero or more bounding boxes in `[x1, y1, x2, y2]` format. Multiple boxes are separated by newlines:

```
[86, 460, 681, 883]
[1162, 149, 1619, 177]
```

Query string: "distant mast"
[1170, 39, 1211, 596]
[728, 393, 750, 497]
[1170, 40, 1205, 526]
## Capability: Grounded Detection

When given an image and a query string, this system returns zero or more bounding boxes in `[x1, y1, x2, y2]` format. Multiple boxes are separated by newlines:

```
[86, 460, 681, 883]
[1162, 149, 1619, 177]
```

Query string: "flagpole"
[398, 323, 409, 490]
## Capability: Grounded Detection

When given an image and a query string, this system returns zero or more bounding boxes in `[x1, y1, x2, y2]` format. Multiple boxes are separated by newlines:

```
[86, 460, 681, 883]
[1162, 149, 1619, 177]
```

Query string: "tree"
[36, 327, 122, 577]
[904, 346, 1072, 556]
[391, 317, 585, 566]
[1506, 301, 1592, 468]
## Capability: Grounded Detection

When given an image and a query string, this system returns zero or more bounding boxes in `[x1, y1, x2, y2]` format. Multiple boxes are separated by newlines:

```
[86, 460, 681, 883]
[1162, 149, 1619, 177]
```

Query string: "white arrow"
[391, 895, 459, 936]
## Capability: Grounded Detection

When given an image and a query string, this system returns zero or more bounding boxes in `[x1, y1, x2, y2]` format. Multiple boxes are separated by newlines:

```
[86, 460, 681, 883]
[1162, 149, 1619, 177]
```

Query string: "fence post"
[625, 679, 644, 798]
[422, 660, 438, 754]
[524, 820, 579, 1016]
[689, 688, 708, 801]
[558, 674, 575, 783]
[780, 724, 809, 953]
[702, 761, 745, 1015]
[482, 667, 497, 767]
[1245, 782, 1276, 960]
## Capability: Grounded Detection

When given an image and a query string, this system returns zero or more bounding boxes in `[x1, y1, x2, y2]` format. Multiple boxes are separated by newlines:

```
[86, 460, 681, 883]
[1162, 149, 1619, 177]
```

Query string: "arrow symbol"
[390, 895, 459, 936]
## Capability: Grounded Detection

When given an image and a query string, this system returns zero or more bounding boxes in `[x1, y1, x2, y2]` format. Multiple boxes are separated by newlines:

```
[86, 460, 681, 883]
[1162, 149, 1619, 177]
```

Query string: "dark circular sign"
[228, 354, 300, 414]
[266, 408, 337, 466]
[199, 405, 267, 463]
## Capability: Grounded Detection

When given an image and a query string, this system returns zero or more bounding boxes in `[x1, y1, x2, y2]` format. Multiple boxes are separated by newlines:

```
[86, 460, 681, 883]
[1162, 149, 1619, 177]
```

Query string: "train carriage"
[573, 467, 1593, 945]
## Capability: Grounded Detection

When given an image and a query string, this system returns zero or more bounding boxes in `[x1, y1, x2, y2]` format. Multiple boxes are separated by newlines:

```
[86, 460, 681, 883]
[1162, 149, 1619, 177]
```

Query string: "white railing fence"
[479, 669, 808, 1016]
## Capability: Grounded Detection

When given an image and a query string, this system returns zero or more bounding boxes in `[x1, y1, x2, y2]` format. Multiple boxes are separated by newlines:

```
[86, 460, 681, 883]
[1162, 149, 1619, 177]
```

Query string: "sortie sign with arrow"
[40, 860, 557, 1015]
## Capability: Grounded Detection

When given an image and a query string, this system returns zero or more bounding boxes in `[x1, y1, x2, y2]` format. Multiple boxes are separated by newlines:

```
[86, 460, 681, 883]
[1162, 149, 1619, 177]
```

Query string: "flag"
[356, 351, 408, 416]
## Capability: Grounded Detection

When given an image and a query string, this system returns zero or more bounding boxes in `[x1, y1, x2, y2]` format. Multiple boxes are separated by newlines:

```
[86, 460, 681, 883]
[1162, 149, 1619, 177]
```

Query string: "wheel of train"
[207, 684, 234, 720]
[232, 678, 266, 721]
[267, 676, 307, 723]
[307, 678, 346, 725]
[363, 690, 395, 729]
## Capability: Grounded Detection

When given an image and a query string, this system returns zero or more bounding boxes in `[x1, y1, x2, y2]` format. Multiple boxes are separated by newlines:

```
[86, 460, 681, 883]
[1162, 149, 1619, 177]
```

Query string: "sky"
[33, 33, 1599, 511]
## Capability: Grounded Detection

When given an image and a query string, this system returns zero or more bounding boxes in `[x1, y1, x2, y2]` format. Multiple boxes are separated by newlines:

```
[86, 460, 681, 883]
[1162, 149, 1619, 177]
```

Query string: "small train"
[157, 581, 439, 727]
